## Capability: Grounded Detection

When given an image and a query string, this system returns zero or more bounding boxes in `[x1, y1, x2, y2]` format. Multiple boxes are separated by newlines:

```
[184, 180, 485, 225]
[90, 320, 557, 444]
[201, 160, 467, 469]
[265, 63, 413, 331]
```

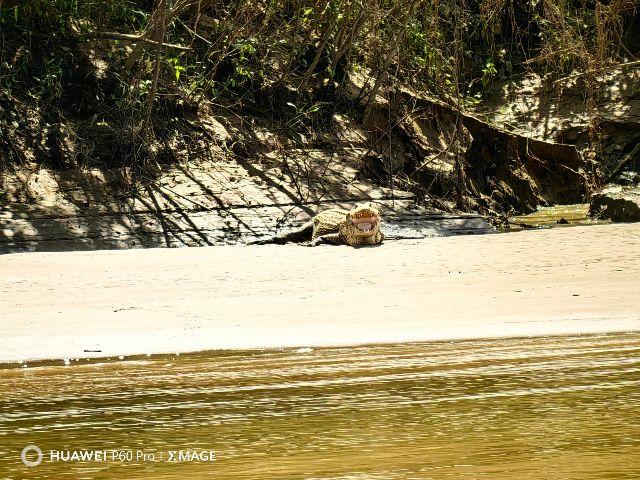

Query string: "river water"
[1, 333, 639, 480]
[508, 203, 608, 227]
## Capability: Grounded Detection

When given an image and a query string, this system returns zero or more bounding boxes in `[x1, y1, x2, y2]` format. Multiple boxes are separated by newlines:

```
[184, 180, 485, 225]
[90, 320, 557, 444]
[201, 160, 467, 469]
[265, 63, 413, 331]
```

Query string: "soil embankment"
[2, 222, 639, 363]
[0, 156, 491, 252]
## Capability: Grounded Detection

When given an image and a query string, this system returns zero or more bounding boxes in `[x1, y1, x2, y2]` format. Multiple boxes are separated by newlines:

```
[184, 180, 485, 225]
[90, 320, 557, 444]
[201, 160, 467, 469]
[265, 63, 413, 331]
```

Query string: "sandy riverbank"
[1, 223, 639, 363]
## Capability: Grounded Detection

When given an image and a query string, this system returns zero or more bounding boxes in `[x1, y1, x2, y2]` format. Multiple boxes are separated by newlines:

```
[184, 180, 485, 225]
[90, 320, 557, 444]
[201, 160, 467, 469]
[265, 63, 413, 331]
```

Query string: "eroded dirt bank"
[0, 153, 491, 252]
[2, 222, 639, 363]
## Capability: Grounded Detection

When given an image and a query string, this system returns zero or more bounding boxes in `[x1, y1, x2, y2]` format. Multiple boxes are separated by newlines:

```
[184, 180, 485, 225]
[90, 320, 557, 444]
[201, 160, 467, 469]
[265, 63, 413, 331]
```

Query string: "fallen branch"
[87, 31, 191, 51]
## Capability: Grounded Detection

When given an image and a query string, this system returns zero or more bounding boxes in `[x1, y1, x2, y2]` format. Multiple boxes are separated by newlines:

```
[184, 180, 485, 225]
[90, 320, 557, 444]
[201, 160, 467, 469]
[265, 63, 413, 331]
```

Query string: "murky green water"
[1, 333, 639, 480]
[509, 203, 609, 228]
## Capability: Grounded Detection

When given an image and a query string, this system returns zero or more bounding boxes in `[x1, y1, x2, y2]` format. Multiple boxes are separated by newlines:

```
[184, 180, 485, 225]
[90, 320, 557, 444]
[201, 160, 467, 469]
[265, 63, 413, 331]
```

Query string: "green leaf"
[174, 65, 185, 82]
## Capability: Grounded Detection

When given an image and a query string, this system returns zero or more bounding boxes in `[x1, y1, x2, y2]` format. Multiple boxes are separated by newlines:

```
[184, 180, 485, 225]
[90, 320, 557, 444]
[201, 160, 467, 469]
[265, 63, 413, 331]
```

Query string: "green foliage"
[0, 0, 77, 33]
[404, 19, 454, 92]
[0, 0, 635, 171]
[168, 53, 186, 82]
[233, 37, 259, 81]
[30, 57, 64, 100]
[481, 59, 497, 88]
[280, 100, 329, 143]
[92, 1, 147, 30]
[0, 0, 145, 34]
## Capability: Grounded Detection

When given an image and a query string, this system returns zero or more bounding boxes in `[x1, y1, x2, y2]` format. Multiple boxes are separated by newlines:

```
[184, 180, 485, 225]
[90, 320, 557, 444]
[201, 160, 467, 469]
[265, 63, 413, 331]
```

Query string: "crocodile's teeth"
[357, 223, 372, 232]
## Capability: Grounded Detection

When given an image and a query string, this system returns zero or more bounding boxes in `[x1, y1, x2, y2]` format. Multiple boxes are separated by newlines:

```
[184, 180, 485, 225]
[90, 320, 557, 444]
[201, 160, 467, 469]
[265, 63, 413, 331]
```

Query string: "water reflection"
[1, 333, 639, 479]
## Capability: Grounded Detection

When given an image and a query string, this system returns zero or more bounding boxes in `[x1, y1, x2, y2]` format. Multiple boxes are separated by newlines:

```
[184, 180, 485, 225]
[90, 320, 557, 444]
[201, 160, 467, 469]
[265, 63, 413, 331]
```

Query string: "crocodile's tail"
[250, 221, 313, 245]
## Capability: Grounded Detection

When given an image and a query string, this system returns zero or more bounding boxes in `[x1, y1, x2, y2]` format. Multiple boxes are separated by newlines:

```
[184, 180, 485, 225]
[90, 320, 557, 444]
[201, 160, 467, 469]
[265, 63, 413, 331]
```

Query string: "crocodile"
[253, 203, 384, 246]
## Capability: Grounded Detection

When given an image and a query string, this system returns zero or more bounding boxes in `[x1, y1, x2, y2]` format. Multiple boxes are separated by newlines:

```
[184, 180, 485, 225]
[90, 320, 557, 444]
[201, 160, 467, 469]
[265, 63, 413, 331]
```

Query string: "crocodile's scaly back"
[311, 209, 349, 238]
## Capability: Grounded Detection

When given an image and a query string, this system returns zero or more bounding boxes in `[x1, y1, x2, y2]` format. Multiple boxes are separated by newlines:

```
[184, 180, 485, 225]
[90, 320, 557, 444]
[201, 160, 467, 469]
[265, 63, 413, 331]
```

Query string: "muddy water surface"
[509, 203, 608, 227]
[1, 333, 639, 479]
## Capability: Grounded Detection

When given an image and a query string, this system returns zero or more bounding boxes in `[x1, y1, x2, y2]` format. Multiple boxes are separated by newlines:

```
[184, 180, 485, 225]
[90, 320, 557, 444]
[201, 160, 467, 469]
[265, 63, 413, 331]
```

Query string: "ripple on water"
[1, 333, 639, 479]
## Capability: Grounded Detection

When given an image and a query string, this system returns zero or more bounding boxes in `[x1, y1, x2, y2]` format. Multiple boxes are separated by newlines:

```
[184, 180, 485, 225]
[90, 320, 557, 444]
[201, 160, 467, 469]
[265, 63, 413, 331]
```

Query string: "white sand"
[1, 223, 639, 363]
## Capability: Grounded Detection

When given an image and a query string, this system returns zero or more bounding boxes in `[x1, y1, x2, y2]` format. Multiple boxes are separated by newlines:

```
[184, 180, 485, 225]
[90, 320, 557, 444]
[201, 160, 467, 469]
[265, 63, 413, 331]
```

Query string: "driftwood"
[87, 32, 191, 51]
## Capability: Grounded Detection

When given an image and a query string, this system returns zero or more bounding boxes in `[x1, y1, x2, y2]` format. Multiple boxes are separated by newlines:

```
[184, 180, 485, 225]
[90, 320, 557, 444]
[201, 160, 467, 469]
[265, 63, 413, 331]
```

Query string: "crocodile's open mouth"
[350, 214, 379, 234]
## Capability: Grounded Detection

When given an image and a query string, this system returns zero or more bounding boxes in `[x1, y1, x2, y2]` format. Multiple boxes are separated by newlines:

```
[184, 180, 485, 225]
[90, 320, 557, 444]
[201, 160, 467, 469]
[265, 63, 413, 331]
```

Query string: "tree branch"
[88, 31, 191, 51]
